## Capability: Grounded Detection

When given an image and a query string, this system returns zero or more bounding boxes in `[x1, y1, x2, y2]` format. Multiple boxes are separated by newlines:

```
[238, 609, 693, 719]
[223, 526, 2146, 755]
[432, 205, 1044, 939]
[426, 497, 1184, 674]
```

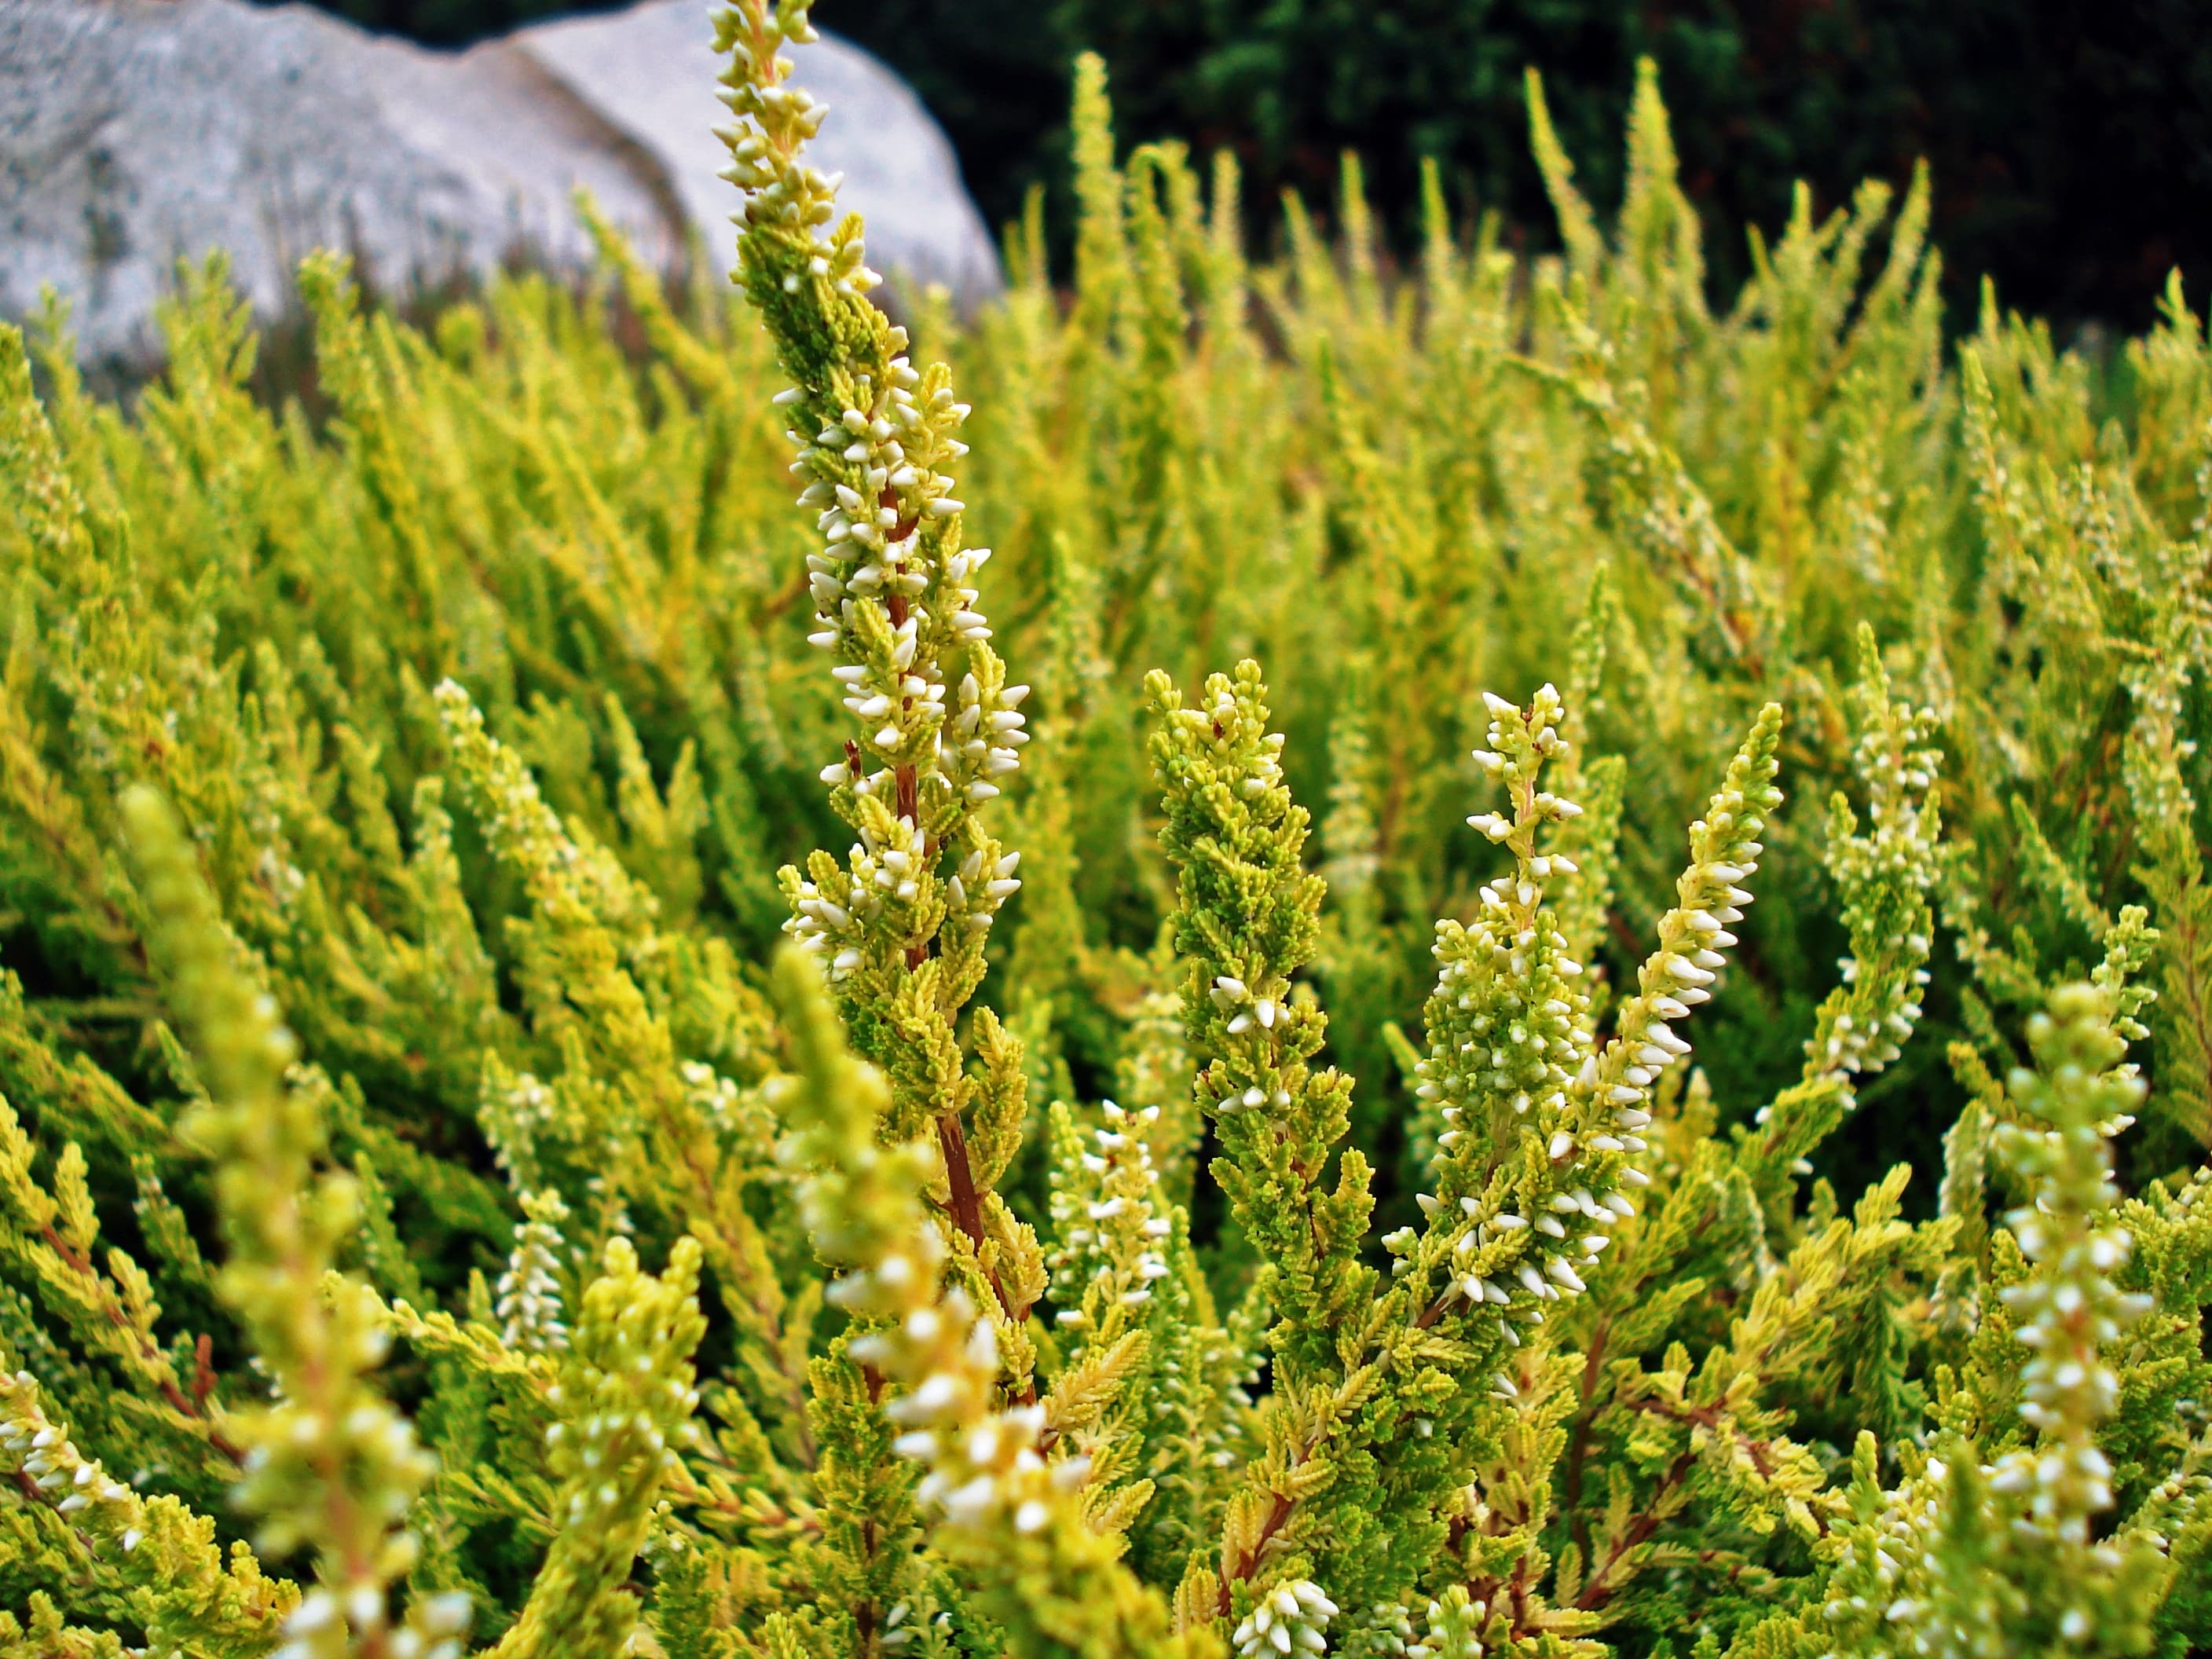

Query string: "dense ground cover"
[0, 7, 2207, 1656]
[295, 0, 2212, 337]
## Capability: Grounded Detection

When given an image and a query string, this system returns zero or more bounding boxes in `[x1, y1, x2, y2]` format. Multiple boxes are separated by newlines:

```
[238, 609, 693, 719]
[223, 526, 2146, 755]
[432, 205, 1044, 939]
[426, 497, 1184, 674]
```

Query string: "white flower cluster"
[1565, 702, 1782, 1133]
[679, 1060, 742, 1133]
[1826, 992, 2159, 1657]
[496, 1189, 571, 1353]
[711, 3, 874, 290]
[836, 1235, 1089, 1533]
[1404, 1588, 1489, 1659]
[1344, 1602, 1419, 1658]
[1046, 1101, 1174, 1330]
[878, 1599, 955, 1650]
[771, 957, 1094, 1544]
[1418, 690, 1595, 1152]
[786, 827, 1024, 976]
[1344, 1595, 1492, 1659]
[1822, 1445, 2144, 1656]
[1386, 697, 1782, 1350]
[478, 1066, 556, 1187]
[276, 1586, 470, 1659]
[1203, 965, 1298, 1122]
[774, 383, 1027, 969]
[1208, 975, 1288, 1046]
[539, 1238, 705, 1534]
[1798, 657, 1941, 1099]
[1385, 690, 1634, 1342]
[1819, 1459, 1961, 1653]
[794, 386, 989, 643]
[4, 1367, 471, 1659]
[779, 334, 1021, 813]
[1, 1372, 136, 1526]
[1392, 1180, 1635, 1353]
[1992, 1080, 2152, 1537]
[1233, 1579, 1338, 1657]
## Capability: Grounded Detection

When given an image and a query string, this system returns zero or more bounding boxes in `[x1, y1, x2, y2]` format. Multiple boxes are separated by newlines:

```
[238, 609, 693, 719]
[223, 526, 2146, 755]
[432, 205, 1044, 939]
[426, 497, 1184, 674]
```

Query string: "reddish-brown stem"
[1573, 1451, 1694, 1613]
[1561, 1317, 1612, 1551]
[931, 1111, 1037, 1407]
[39, 1221, 244, 1464]
[1214, 1489, 1300, 1617]
[1567, 1394, 1820, 1617]
[934, 1112, 989, 1268]
[935, 1115, 1023, 1314]
[881, 485, 918, 548]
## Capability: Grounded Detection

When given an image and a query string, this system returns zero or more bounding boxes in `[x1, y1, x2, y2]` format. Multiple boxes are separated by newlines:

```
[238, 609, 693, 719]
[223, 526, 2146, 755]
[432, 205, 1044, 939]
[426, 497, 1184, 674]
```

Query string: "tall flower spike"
[719, 0, 1039, 1363]
[491, 1237, 705, 1659]
[496, 1189, 573, 1353]
[1147, 660, 1373, 1382]
[716, 0, 1025, 883]
[0, 1366, 316, 1657]
[1822, 984, 2174, 1659]
[1813, 630, 1942, 1093]
[1045, 1099, 1174, 1338]
[1169, 685, 1785, 1626]
[765, 950, 1205, 1659]
[123, 787, 441, 1659]
[1420, 683, 1595, 1199]
[1566, 700, 1785, 1132]
[1991, 986, 2151, 1537]
[1757, 630, 1940, 1169]
[1400, 694, 1783, 1349]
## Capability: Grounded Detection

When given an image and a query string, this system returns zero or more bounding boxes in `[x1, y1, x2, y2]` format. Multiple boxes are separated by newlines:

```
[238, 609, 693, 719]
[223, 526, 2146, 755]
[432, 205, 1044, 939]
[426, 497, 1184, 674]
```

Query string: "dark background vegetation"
[284, 0, 2212, 337]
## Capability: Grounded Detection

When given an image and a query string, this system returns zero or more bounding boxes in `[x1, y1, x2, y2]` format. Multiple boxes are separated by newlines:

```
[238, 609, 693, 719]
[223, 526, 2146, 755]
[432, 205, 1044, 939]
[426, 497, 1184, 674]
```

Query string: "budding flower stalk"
[767, 951, 1203, 1658]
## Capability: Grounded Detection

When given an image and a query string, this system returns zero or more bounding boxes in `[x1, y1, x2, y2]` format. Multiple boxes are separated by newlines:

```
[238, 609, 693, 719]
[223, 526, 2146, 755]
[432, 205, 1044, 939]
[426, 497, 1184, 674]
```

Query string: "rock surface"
[0, 0, 999, 368]
[517, 0, 1003, 311]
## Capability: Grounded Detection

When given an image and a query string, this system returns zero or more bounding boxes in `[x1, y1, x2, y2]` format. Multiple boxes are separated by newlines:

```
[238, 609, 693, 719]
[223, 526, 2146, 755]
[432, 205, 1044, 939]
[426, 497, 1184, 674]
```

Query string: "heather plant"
[0, 7, 2206, 1659]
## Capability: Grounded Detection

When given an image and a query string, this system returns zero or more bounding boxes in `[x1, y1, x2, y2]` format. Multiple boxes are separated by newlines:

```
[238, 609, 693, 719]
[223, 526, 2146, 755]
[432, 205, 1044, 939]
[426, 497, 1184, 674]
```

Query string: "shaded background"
[290, 0, 2212, 335]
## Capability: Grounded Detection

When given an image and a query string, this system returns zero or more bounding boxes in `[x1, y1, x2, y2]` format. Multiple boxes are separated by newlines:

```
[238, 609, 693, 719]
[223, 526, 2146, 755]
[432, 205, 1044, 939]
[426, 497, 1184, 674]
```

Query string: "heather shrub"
[0, 7, 2205, 1658]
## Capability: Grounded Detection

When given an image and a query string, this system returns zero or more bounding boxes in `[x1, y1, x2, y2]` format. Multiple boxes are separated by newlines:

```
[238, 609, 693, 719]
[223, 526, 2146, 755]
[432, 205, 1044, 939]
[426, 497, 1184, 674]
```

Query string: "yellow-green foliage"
[0, 6, 2206, 1657]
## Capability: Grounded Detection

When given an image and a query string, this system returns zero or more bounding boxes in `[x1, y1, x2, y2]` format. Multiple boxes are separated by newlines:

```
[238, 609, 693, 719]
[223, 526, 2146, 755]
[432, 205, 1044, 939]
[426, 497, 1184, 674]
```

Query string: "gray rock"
[0, 0, 998, 369]
[515, 1, 1003, 313]
[0, 0, 681, 366]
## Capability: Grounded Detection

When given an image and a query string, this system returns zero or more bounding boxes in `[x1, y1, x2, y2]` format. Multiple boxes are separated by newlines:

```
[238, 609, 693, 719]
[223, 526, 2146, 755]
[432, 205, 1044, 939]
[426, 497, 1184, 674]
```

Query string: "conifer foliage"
[0, 4, 2206, 1657]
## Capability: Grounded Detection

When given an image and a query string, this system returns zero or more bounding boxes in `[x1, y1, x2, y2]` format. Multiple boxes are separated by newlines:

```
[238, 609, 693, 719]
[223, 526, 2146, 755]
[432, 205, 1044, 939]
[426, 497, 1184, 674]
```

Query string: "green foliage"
[0, 18, 2207, 1659]
[808, 0, 2211, 338]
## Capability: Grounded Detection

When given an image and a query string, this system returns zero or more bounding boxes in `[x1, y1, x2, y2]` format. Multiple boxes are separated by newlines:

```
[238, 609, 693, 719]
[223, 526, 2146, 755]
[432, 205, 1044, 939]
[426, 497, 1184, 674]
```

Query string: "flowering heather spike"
[716, 0, 1043, 1415]
[1992, 990, 2150, 1528]
[1760, 627, 1940, 1164]
[496, 1189, 572, 1353]
[123, 786, 438, 1659]
[1147, 661, 1375, 1382]
[1819, 984, 2177, 1659]
[1569, 700, 1784, 1130]
[715, 0, 1022, 884]
[490, 1235, 705, 1659]
[766, 949, 1207, 1658]
[0, 1364, 296, 1654]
